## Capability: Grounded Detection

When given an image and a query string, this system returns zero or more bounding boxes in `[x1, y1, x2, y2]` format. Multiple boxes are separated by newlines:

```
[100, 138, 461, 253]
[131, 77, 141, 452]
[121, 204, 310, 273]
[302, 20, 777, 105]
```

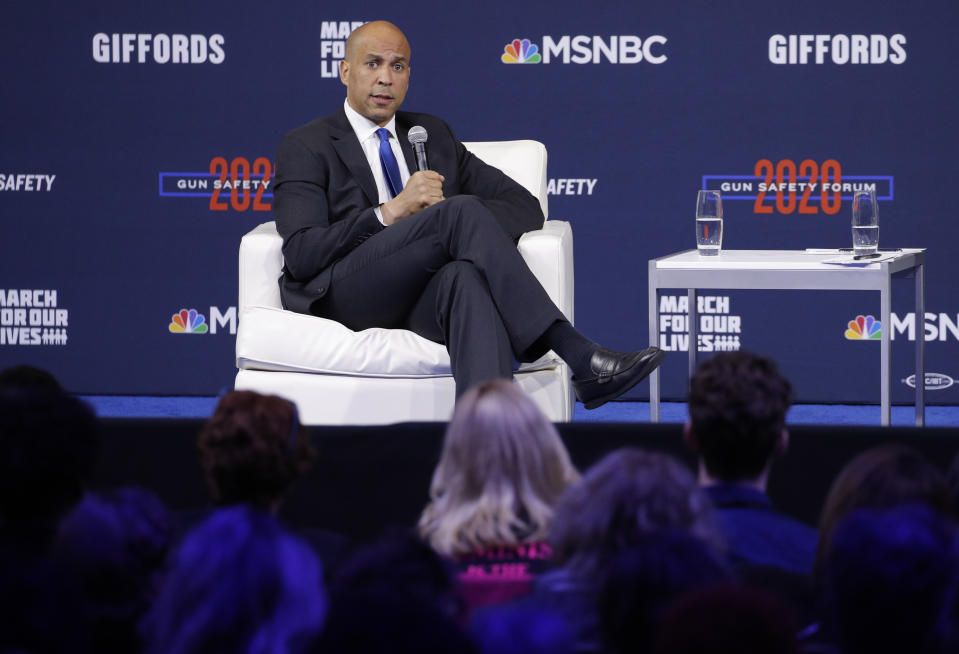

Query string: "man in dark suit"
[272, 20, 664, 405]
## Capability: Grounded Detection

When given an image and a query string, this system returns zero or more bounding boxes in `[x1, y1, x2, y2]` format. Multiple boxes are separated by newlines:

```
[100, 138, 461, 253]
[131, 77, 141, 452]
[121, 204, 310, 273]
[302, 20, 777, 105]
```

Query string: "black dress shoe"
[572, 346, 666, 410]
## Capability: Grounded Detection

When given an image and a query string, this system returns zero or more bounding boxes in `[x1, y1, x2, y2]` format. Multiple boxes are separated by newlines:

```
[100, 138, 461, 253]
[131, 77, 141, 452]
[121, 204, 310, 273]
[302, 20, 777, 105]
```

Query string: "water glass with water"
[851, 189, 879, 255]
[696, 190, 723, 256]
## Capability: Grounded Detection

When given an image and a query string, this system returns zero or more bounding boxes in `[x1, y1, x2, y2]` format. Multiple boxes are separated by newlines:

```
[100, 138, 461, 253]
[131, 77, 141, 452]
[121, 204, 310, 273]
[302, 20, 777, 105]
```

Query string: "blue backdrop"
[2, 0, 957, 404]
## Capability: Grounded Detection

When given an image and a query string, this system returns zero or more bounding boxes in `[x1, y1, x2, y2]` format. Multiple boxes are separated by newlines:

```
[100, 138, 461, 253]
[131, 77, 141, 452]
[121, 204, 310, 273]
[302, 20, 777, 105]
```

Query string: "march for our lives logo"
[502, 39, 541, 63]
[845, 315, 881, 340]
[169, 309, 208, 334]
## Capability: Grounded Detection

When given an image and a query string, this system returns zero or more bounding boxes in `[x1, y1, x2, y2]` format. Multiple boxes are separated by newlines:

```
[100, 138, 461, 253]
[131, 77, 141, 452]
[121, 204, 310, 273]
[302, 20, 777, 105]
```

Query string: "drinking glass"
[696, 190, 723, 256]
[851, 189, 879, 255]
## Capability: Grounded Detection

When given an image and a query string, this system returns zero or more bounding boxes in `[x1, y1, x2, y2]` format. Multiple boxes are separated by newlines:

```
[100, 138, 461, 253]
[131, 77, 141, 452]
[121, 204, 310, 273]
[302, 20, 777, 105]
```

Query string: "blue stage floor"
[79, 396, 959, 426]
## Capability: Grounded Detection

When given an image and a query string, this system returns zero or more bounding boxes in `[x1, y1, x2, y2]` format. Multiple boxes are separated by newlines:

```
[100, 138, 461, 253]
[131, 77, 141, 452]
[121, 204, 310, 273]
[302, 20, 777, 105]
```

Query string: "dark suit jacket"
[272, 108, 545, 315]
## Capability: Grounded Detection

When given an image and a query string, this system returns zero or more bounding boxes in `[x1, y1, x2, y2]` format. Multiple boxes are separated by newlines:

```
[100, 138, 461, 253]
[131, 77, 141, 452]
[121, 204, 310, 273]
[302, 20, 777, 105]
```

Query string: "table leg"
[880, 280, 891, 426]
[688, 289, 698, 383]
[915, 264, 925, 426]
[649, 263, 660, 423]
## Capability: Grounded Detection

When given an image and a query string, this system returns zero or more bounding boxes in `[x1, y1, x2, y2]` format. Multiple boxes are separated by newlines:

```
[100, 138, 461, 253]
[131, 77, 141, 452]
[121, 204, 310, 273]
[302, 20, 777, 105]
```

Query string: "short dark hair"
[688, 351, 794, 482]
[197, 391, 315, 508]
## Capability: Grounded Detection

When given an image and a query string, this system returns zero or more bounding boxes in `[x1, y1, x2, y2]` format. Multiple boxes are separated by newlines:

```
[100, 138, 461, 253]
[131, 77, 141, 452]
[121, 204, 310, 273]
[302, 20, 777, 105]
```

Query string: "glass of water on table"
[851, 188, 879, 255]
[696, 190, 723, 256]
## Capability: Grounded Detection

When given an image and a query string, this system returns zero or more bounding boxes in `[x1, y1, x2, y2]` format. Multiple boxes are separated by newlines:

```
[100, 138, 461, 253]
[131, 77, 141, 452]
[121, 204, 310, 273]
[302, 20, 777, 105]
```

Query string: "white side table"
[648, 249, 926, 426]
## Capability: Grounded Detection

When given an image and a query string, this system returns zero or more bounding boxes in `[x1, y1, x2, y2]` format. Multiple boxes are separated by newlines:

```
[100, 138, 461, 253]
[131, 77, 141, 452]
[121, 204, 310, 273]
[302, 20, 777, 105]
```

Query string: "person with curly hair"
[198, 390, 315, 510]
[195, 391, 348, 576]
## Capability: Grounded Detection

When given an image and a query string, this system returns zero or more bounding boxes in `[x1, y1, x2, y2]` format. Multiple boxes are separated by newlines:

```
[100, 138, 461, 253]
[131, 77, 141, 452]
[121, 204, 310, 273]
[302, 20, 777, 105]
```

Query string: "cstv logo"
[845, 315, 881, 340]
[168, 307, 237, 335]
[502, 39, 541, 63]
[902, 373, 956, 391]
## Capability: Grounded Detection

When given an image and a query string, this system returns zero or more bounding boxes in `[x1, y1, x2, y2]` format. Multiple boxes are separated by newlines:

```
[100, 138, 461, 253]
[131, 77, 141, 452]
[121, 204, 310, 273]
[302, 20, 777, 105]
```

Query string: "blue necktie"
[376, 128, 403, 199]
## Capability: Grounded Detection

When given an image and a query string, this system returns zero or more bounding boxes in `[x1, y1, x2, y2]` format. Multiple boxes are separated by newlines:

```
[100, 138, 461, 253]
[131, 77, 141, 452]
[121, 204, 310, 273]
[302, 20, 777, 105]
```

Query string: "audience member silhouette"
[937, 548, 959, 654]
[653, 583, 798, 654]
[469, 603, 575, 654]
[195, 390, 349, 574]
[330, 530, 462, 619]
[511, 448, 723, 653]
[794, 446, 954, 653]
[418, 379, 579, 609]
[0, 363, 64, 391]
[823, 505, 956, 654]
[142, 505, 327, 654]
[548, 448, 722, 577]
[814, 443, 953, 579]
[198, 390, 315, 510]
[311, 592, 477, 654]
[600, 529, 735, 654]
[685, 350, 816, 575]
[0, 376, 100, 654]
[52, 487, 172, 654]
[314, 531, 475, 653]
[0, 382, 99, 546]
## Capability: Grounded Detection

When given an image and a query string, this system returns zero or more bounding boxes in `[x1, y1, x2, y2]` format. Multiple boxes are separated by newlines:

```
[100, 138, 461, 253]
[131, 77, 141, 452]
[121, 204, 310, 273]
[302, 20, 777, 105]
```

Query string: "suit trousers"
[310, 195, 564, 397]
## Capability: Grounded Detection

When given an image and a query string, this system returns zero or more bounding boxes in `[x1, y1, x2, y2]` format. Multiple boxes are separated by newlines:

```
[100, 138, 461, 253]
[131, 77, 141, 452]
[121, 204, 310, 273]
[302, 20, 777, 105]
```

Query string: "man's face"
[340, 24, 411, 126]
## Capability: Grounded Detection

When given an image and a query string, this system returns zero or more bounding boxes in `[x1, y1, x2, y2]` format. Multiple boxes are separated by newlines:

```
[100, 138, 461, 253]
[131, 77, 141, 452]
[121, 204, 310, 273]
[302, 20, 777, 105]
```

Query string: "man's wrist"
[380, 197, 405, 225]
[380, 201, 394, 225]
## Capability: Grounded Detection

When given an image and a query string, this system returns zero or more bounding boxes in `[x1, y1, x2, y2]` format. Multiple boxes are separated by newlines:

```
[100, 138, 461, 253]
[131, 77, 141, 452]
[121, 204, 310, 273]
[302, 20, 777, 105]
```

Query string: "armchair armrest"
[239, 222, 284, 312]
[518, 220, 574, 324]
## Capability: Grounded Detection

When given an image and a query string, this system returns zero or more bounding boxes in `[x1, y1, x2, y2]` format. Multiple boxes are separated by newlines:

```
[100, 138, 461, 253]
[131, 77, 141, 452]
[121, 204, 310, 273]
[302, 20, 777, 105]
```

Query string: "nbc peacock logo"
[169, 308, 209, 334]
[845, 314, 881, 340]
[501, 38, 541, 63]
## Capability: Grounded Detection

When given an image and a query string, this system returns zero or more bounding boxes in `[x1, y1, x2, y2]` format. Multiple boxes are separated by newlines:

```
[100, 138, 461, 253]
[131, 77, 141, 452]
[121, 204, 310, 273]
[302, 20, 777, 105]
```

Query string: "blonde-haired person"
[418, 379, 579, 611]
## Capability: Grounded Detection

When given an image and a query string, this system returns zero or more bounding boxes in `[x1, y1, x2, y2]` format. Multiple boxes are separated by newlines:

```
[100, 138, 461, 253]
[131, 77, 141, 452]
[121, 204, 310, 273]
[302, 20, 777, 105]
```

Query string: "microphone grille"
[408, 125, 428, 144]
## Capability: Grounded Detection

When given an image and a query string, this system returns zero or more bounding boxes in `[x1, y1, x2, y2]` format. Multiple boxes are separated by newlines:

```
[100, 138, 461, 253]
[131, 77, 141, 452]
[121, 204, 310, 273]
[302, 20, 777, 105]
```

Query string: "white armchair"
[234, 140, 574, 424]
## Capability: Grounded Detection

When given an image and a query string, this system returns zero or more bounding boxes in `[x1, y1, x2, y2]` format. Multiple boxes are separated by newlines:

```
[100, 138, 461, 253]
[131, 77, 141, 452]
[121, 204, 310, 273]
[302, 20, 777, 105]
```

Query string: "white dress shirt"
[343, 99, 412, 225]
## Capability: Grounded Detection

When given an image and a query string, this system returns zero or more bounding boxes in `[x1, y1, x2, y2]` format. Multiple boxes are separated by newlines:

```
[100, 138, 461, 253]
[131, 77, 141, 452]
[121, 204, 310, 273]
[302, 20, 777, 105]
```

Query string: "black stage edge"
[94, 419, 959, 543]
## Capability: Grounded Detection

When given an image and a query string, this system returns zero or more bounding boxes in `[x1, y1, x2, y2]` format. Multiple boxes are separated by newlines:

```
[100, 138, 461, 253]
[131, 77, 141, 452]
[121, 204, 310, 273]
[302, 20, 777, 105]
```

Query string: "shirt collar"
[343, 98, 398, 143]
[703, 483, 773, 509]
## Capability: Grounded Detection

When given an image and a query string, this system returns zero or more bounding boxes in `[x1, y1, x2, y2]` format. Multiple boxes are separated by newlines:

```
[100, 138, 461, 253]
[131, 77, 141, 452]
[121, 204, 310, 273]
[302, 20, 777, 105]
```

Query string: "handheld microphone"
[408, 125, 429, 171]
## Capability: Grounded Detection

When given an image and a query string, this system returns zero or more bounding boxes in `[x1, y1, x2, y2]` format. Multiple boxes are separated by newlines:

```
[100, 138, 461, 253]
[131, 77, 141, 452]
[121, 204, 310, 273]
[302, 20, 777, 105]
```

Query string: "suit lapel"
[329, 108, 379, 206]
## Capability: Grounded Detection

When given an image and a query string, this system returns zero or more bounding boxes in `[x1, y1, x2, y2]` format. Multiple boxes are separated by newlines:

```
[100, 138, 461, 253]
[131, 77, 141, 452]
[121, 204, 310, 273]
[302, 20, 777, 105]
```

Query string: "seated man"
[685, 351, 817, 576]
[272, 20, 664, 406]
